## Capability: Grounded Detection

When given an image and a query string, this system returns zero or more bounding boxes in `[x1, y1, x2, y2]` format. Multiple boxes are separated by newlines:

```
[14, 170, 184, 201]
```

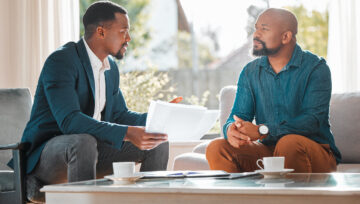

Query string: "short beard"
[113, 50, 124, 60]
[252, 38, 281, 56]
[113, 43, 128, 60]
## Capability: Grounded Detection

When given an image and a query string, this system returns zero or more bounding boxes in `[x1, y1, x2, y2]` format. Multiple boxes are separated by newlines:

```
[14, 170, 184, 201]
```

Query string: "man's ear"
[281, 31, 293, 44]
[96, 26, 105, 39]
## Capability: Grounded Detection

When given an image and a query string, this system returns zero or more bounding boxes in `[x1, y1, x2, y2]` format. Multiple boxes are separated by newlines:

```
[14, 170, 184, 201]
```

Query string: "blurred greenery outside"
[286, 5, 328, 59]
[79, 0, 329, 134]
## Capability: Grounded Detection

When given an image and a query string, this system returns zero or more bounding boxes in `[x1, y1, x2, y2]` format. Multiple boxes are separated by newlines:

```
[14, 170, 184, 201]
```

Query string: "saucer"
[105, 172, 143, 184]
[255, 169, 294, 179]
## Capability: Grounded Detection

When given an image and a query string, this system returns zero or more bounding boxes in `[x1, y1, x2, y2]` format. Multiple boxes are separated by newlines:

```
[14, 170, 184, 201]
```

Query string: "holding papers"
[145, 100, 219, 141]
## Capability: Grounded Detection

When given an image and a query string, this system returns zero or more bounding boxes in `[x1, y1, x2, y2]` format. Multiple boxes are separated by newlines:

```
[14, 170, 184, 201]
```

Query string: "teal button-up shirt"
[224, 44, 341, 163]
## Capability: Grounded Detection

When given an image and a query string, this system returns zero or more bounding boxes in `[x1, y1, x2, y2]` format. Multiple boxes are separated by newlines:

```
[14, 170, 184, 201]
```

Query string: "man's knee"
[145, 141, 169, 161]
[274, 134, 306, 156]
[70, 134, 97, 147]
[153, 141, 169, 154]
[67, 134, 98, 158]
[205, 138, 228, 161]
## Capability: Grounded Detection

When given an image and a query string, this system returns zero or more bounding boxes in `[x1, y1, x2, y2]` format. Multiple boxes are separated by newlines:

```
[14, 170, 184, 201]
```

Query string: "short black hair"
[83, 1, 127, 39]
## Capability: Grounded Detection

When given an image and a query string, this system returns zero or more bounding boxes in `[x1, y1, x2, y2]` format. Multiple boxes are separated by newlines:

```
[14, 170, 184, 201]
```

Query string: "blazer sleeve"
[41, 53, 127, 149]
[112, 88, 147, 126]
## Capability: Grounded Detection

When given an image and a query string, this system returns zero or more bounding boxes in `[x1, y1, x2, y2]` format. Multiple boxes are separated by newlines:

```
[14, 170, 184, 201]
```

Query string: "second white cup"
[112, 162, 135, 178]
[256, 157, 285, 171]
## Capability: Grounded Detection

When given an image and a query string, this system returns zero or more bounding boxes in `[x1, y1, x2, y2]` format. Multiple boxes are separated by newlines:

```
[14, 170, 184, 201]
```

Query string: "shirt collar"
[83, 38, 110, 72]
[259, 43, 303, 71]
[287, 44, 302, 68]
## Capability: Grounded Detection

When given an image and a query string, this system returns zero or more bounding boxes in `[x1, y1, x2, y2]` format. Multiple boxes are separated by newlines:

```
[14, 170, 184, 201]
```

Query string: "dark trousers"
[28, 134, 169, 185]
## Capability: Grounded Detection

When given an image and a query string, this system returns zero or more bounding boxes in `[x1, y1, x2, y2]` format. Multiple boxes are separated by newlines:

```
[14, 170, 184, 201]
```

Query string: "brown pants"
[206, 134, 337, 173]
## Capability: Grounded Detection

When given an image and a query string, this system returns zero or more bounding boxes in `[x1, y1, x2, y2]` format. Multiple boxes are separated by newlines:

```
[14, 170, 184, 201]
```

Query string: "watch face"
[259, 125, 269, 135]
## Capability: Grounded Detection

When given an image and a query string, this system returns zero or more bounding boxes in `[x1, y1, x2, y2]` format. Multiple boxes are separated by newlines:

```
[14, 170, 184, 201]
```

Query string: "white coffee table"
[42, 173, 360, 204]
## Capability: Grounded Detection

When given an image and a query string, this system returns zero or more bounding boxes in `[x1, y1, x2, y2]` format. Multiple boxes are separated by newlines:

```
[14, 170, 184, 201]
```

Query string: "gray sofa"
[0, 88, 32, 203]
[0, 89, 32, 170]
[173, 86, 360, 172]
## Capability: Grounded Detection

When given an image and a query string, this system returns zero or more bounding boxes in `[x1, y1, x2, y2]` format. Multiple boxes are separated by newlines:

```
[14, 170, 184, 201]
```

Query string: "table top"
[42, 173, 360, 196]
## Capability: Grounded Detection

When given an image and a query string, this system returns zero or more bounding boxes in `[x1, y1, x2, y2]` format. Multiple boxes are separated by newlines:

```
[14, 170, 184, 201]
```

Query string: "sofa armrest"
[219, 86, 237, 138]
[0, 142, 29, 151]
[193, 140, 212, 154]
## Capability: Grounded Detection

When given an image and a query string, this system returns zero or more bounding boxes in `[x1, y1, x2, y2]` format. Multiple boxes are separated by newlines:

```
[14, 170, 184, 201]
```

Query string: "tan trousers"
[206, 134, 337, 173]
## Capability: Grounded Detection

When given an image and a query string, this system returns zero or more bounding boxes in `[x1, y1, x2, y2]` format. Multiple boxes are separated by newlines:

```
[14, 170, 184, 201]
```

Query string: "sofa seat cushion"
[0, 170, 14, 192]
[173, 153, 210, 170]
[337, 164, 360, 173]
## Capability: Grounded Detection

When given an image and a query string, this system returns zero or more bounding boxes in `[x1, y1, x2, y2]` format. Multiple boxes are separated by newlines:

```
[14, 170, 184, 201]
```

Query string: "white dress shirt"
[83, 38, 110, 121]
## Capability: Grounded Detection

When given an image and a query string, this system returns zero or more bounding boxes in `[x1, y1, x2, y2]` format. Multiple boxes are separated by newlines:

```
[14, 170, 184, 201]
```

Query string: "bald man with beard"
[206, 8, 341, 173]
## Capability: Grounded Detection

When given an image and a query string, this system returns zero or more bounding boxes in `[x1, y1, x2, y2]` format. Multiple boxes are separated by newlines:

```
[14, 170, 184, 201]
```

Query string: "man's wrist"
[124, 126, 133, 141]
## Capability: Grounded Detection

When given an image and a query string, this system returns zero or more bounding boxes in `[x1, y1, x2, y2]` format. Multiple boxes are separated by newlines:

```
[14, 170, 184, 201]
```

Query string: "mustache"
[253, 37, 265, 44]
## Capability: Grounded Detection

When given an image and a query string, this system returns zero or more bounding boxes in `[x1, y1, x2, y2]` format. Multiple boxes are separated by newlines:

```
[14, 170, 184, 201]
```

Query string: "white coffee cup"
[256, 157, 285, 171]
[112, 162, 135, 178]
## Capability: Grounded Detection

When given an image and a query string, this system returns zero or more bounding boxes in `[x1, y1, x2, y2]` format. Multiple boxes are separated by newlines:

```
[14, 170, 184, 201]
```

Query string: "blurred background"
[0, 0, 359, 135]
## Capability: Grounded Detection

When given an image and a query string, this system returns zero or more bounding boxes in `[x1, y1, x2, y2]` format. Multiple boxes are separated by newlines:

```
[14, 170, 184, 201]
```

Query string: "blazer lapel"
[75, 39, 95, 101]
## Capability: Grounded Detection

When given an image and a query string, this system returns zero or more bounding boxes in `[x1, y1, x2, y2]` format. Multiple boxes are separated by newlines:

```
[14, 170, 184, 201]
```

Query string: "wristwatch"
[258, 124, 269, 140]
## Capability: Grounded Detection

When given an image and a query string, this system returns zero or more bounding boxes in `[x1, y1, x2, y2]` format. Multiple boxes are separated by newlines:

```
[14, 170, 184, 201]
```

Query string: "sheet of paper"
[145, 100, 219, 141]
[187, 110, 219, 141]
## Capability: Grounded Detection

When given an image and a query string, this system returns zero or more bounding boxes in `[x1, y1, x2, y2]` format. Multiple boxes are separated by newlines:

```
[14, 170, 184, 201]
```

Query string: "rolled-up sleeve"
[223, 67, 255, 139]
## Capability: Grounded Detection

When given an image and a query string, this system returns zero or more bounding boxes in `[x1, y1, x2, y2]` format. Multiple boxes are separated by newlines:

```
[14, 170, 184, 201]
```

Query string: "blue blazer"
[10, 39, 146, 174]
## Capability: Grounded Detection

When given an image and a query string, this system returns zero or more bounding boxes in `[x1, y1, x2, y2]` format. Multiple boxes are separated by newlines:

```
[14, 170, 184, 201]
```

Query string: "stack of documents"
[145, 100, 219, 141]
[141, 170, 229, 179]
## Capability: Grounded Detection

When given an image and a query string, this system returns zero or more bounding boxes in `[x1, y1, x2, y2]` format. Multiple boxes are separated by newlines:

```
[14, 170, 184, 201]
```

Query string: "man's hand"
[233, 115, 261, 141]
[123, 97, 181, 150]
[124, 126, 167, 150]
[169, 96, 183, 103]
[226, 122, 252, 148]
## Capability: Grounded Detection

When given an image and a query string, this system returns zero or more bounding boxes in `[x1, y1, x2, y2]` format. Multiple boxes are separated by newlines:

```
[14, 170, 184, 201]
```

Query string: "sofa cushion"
[330, 92, 360, 163]
[173, 153, 210, 170]
[0, 170, 15, 191]
[337, 164, 360, 173]
[0, 89, 32, 170]
[193, 140, 212, 154]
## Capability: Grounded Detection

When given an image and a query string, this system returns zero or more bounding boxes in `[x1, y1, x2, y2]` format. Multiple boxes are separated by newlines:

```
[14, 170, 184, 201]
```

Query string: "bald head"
[252, 8, 298, 56]
[260, 8, 298, 37]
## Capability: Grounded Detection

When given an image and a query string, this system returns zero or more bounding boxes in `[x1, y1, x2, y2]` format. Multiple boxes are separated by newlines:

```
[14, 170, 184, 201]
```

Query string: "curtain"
[0, 0, 79, 94]
[327, 0, 360, 93]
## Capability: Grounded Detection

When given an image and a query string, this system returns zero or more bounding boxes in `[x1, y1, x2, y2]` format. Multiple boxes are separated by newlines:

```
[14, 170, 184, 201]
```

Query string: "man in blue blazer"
[10, 2, 179, 203]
